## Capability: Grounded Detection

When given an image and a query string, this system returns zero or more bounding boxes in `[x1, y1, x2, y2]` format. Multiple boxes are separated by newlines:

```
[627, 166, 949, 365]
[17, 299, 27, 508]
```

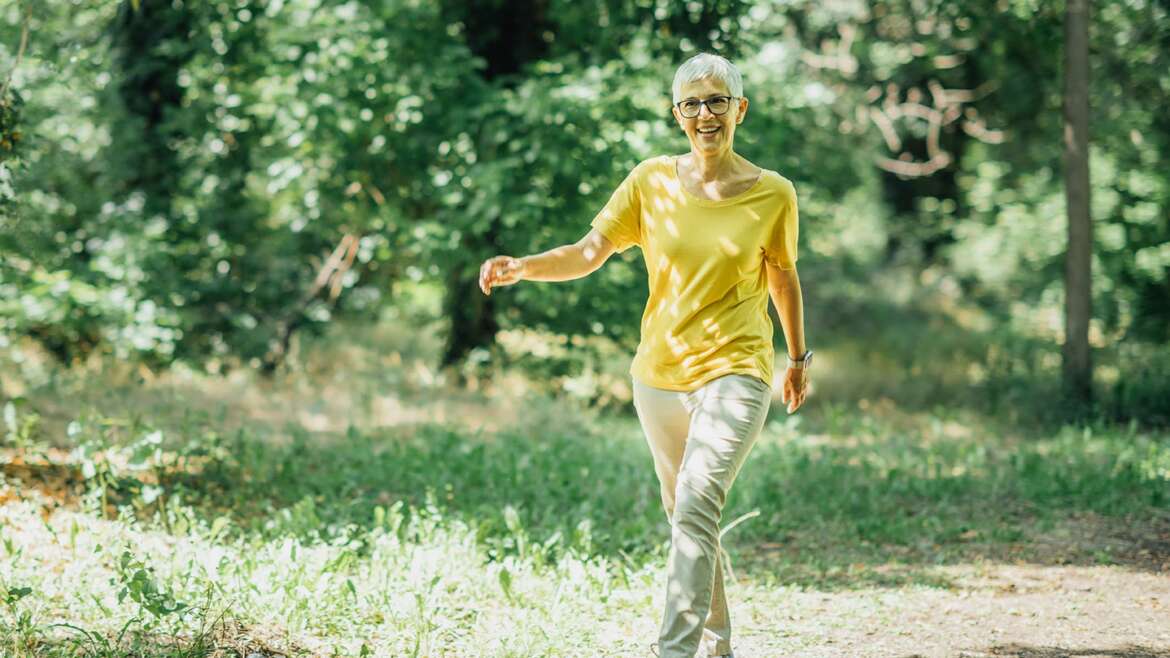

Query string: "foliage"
[0, 1, 1167, 420]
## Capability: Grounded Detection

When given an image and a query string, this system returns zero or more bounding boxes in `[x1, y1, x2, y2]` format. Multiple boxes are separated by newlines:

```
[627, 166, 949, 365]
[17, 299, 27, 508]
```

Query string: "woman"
[478, 53, 810, 658]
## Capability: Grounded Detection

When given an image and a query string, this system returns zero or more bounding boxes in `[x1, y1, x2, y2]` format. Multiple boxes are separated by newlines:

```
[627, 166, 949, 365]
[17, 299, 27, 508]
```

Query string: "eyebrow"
[681, 94, 729, 102]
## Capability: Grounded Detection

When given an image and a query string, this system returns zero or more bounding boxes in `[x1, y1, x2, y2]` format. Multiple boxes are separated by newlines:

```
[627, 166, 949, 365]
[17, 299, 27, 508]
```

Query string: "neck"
[688, 148, 738, 181]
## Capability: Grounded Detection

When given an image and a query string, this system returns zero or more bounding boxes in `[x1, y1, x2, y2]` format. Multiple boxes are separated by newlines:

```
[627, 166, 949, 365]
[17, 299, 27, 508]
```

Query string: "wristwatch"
[786, 349, 813, 370]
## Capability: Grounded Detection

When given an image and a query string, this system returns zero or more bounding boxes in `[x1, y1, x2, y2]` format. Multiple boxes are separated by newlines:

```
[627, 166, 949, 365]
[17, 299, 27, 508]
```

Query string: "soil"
[719, 511, 1170, 658]
[728, 562, 1170, 658]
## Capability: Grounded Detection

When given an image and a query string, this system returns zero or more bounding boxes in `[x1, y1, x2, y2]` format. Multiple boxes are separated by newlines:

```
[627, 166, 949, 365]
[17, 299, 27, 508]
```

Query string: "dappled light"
[2, 0, 1169, 655]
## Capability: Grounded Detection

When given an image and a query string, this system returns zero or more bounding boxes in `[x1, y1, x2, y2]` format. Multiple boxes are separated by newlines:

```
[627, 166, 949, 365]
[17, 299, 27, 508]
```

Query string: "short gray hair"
[671, 53, 744, 104]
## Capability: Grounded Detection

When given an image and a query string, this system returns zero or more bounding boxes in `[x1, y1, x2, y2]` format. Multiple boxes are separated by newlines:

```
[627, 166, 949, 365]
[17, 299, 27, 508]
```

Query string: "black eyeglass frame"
[674, 95, 740, 119]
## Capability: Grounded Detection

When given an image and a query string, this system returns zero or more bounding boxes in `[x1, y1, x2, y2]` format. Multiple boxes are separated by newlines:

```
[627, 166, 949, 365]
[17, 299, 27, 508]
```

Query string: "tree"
[1062, 0, 1092, 408]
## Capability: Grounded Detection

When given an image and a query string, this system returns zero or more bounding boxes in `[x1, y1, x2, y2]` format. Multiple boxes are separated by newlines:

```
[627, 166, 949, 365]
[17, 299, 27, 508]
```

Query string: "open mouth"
[697, 126, 720, 135]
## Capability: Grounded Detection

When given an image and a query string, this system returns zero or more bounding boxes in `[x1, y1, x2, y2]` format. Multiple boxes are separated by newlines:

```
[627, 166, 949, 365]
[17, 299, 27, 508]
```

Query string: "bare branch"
[898, 101, 943, 123]
[876, 152, 951, 177]
[307, 234, 357, 300]
[962, 117, 1006, 144]
[797, 13, 1005, 179]
[364, 183, 386, 207]
[328, 234, 360, 301]
[799, 24, 859, 77]
[868, 107, 902, 152]
[932, 54, 964, 69]
[0, 3, 32, 102]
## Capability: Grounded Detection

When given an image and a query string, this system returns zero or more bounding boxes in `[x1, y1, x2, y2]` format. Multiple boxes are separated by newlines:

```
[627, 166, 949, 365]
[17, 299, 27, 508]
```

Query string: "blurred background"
[1, 0, 1168, 426]
[0, 2, 1169, 655]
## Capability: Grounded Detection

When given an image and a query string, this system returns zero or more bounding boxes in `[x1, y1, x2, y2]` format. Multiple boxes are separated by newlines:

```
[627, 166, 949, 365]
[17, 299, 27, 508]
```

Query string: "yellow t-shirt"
[590, 155, 799, 392]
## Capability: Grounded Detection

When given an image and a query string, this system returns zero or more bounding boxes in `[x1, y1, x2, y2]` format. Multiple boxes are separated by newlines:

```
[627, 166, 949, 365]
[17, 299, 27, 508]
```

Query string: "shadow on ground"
[949, 644, 1170, 658]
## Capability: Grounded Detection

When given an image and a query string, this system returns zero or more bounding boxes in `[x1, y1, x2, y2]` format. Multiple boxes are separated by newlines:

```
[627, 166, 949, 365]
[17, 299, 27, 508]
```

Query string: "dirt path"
[723, 564, 1170, 658]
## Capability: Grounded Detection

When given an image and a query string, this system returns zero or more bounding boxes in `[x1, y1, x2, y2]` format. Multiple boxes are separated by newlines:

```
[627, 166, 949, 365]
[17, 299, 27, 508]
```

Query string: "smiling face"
[672, 76, 749, 157]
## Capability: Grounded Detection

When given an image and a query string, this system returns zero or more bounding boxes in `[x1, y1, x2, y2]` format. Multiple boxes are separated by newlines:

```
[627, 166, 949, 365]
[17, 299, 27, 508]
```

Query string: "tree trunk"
[1062, 0, 1093, 410]
[437, 0, 550, 368]
[110, 0, 194, 219]
[441, 235, 499, 369]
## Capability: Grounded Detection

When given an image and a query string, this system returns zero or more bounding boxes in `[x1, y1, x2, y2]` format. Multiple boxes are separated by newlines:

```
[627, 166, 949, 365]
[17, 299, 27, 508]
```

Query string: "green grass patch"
[2, 389, 1167, 655]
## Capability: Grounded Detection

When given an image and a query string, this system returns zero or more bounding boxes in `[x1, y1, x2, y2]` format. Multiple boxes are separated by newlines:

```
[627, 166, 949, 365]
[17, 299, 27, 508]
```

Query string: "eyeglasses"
[675, 95, 738, 119]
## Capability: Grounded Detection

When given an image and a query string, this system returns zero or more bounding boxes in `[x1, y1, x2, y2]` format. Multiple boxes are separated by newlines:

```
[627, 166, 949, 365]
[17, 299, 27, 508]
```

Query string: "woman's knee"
[672, 473, 724, 534]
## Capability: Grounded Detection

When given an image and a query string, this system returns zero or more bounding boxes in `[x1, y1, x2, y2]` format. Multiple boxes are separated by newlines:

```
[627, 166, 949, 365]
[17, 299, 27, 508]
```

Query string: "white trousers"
[632, 373, 772, 658]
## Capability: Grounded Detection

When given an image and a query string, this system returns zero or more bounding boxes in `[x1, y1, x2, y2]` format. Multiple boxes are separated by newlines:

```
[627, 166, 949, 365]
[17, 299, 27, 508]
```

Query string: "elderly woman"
[478, 53, 810, 658]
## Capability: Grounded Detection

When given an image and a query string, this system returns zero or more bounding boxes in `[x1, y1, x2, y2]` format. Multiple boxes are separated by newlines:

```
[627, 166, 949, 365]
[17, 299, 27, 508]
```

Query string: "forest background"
[1, 1, 1169, 656]
[1, 0, 1168, 424]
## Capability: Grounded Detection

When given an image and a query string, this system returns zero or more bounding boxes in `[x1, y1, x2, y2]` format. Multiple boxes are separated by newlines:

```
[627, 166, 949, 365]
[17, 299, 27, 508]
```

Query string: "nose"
[698, 102, 716, 119]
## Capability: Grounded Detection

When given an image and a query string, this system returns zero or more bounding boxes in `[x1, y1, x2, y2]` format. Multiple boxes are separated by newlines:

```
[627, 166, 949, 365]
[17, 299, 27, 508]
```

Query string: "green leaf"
[497, 566, 513, 601]
[4, 586, 32, 605]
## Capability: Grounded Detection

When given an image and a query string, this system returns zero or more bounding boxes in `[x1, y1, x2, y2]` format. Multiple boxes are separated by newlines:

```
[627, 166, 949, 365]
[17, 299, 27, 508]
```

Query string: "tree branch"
[0, 3, 32, 102]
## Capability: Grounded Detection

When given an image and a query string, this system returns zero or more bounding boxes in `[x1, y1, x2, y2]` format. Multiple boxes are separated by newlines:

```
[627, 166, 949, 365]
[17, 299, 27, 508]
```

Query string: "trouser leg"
[704, 551, 731, 655]
[654, 374, 771, 658]
[632, 380, 689, 522]
[632, 380, 733, 654]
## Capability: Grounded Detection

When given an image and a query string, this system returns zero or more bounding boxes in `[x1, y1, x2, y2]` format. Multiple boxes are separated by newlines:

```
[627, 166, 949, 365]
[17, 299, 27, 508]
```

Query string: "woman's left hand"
[781, 366, 809, 414]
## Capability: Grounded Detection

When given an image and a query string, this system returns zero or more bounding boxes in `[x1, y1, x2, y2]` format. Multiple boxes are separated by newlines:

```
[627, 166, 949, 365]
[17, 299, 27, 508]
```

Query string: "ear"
[671, 105, 685, 130]
[736, 96, 749, 124]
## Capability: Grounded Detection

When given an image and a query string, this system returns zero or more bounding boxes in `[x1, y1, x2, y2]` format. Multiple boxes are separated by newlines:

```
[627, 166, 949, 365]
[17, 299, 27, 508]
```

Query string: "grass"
[2, 387, 1168, 655]
[1, 285, 1169, 655]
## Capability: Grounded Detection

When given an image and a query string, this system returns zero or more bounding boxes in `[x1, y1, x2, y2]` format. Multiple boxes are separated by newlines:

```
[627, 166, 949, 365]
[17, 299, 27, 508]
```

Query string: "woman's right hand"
[478, 255, 525, 296]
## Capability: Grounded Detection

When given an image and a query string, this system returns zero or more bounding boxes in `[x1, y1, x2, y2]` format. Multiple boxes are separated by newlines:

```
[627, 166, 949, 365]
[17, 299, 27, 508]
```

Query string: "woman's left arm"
[765, 261, 809, 413]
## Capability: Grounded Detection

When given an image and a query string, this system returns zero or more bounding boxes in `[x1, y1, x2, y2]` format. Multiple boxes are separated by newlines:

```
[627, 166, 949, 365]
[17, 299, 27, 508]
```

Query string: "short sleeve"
[764, 181, 799, 269]
[590, 165, 643, 254]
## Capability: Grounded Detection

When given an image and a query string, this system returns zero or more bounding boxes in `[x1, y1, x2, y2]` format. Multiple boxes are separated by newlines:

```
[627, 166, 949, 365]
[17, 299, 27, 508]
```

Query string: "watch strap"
[786, 349, 813, 369]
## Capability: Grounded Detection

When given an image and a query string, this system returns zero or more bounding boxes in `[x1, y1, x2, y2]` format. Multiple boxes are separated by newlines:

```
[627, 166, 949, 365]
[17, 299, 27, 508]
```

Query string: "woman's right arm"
[520, 229, 616, 282]
[479, 229, 616, 295]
